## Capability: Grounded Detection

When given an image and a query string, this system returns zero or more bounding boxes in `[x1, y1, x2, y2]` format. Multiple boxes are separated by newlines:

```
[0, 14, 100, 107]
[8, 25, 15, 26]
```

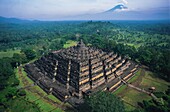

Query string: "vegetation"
[78, 91, 125, 112]
[0, 21, 169, 81]
[0, 58, 40, 112]
[0, 19, 170, 111]
[115, 68, 170, 112]
[0, 49, 20, 59]
[63, 40, 77, 48]
[137, 87, 170, 112]
[15, 67, 63, 112]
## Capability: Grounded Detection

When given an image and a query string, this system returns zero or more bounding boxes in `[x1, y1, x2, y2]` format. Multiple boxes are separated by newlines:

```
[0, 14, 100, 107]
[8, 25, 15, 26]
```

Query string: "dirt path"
[115, 66, 164, 111]
[118, 68, 144, 97]
[18, 66, 72, 111]
[120, 68, 159, 103]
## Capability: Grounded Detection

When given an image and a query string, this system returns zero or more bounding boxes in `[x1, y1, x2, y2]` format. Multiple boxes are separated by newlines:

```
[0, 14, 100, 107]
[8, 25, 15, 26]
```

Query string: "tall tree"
[21, 49, 36, 61]
[0, 59, 14, 90]
[78, 91, 125, 112]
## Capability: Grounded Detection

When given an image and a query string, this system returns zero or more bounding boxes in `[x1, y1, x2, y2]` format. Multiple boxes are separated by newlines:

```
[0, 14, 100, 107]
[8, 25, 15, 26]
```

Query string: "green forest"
[0, 20, 170, 112]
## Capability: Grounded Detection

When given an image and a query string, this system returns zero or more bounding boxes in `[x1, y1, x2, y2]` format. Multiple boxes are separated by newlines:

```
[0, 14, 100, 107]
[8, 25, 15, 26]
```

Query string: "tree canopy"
[78, 91, 125, 112]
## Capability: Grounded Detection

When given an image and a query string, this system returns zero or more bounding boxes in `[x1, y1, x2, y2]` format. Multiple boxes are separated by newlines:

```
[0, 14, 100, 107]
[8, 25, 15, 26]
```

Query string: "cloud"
[0, 0, 169, 20]
[122, 0, 128, 4]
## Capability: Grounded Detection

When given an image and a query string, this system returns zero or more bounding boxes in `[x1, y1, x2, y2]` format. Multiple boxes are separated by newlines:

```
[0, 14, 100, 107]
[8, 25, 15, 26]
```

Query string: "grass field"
[63, 40, 77, 48]
[7, 98, 40, 112]
[140, 71, 169, 91]
[15, 68, 64, 112]
[114, 68, 170, 112]
[0, 49, 21, 59]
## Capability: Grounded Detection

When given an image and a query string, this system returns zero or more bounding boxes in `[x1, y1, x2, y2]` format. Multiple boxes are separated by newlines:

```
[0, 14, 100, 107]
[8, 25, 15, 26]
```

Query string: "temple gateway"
[24, 40, 138, 104]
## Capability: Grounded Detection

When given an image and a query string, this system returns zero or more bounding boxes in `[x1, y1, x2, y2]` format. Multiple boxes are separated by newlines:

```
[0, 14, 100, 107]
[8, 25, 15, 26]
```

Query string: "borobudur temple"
[24, 40, 138, 104]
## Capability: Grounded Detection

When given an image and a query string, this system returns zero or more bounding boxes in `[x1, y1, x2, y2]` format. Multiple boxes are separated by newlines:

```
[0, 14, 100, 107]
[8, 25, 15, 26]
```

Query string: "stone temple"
[24, 40, 138, 104]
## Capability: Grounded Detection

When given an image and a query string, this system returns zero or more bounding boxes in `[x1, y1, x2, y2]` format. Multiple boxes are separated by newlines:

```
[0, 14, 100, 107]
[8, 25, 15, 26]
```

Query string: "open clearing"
[114, 67, 170, 111]
[63, 40, 77, 48]
[0, 49, 21, 59]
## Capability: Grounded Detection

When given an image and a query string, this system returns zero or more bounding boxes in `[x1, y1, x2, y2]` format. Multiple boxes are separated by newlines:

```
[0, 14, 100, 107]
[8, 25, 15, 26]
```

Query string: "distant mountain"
[65, 4, 170, 20]
[65, 4, 141, 20]
[0, 16, 31, 23]
[105, 4, 128, 12]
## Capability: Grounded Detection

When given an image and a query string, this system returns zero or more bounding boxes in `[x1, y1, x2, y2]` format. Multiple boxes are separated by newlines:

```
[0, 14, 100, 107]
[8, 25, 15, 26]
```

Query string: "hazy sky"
[0, 0, 169, 20]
